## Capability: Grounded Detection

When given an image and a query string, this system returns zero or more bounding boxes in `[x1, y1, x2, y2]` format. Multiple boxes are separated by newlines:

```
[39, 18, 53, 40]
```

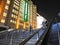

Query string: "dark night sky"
[32, 0, 60, 20]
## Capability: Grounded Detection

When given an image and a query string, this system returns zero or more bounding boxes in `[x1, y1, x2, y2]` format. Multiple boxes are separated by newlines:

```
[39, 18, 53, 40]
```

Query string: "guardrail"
[19, 19, 53, 45]
[19, 29, 40, 45]
[0, 27, 49, 45]
[0, 28, 40, 45]
[35, 26, 50, 45]
[0, 25, 50, 45]
[35, 19, 54, 45]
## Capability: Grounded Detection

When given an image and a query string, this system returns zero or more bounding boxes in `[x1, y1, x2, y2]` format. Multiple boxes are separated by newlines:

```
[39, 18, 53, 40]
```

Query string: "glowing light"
[1, 19, 5, 23]
[16, 15, 20, 29]
[37, 15, 46, 29]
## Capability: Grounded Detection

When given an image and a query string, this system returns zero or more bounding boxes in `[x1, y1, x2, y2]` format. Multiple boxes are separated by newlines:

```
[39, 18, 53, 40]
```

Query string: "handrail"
[19, 28, 41, 45]
[35, 26, 50, 45]
[0, 29, 17, 34]
[35, 19, 53, 45]
[0, 30, 8, 34]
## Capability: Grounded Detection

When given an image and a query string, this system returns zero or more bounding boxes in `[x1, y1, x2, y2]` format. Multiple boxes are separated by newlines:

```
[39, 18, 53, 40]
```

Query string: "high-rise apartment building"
[5, 0, 20, 29]
[19, 0, 25, 30]
[0, 0, 11, 28]
[0, 0, 37, 30]
[22, 0, 37, 30]
[32, 5, 37, 30]
[28, 0, 37, 30]
[0, 0, 20, 29]
[19, 0, 30, 30]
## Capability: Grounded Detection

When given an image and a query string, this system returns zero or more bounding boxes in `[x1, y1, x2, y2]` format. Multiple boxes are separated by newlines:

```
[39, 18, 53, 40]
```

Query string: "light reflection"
[37, 15, 46, 29]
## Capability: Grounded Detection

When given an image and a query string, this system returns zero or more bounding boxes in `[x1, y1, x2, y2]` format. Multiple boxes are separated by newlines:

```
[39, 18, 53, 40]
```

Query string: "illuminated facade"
[0, 0, 11, 28]
[19, 0, 29, 30]
[0, 0, 6, 22]
[22, 0, 37, 30]
[19, 0, 25, 30]
[32, 5, 37, 29]
[0, 0, 37, 30]
[0, 0, 20, 29]
[5, 0, 20, 29]
[28, 1, 37, 30]
[29, 1, 33, 24]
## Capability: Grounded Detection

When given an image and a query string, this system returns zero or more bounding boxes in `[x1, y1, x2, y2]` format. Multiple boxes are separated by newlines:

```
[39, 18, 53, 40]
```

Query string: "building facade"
[32, 4, 37, 30]
[0, 0, 20, 29]
[0, 0, 11, 28]
[0, 0, 37, 30]
[5, 0, 20, 29]
[19, 0, 37, 30]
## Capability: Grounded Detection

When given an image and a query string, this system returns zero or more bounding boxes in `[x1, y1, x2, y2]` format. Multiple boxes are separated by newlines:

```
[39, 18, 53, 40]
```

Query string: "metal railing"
[0, 29, 38, 45]
[35, 18, 54, 45]
[19, 29, 41, 45]
[20, 22, 53, 45]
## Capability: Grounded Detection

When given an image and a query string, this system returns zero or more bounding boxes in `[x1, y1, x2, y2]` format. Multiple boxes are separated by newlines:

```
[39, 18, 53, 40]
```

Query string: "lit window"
[12, 9, 18, 14]
[3, 12, 7, 17]
[1, 19, 5, 23]
[12, 9, 15, 12]
[13, 4, 19, 10]
[13, 21, 14, 23]
[14, 15, 15, 18]
[13, 4, 16, 7]
[11, 14, 14, 17]
[5, 5, 9, 10]
[10, 20, 13, 22]
[7, 0, 10, 4]
[14, 1, 19, 6]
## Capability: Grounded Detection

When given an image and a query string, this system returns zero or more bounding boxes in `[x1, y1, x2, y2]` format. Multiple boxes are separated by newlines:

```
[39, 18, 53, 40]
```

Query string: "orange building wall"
[16, 14, 20, 29]
[0, 0, 6, 21]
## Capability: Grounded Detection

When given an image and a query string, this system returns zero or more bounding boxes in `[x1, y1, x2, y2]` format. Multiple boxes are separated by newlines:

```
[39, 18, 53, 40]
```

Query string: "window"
[12, 21, 16, 24]
[11, 14, 14, 17]
[14, 15, 15, 18]
[5, 5, 9, 10]
[10, 20, 16, 24]
[14, 1, 19, 6]
[12, 9, 15, 12]
[1, 19, 5, 23]
[10, 20, 13, 23]
[13, 4, 19, 10]
[7, 0, 10, 4]
[12, 9, 18, 14]
[11, 14, 17, 19]
[13, 4, 16, 8]
[3, 12, 7, 17]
